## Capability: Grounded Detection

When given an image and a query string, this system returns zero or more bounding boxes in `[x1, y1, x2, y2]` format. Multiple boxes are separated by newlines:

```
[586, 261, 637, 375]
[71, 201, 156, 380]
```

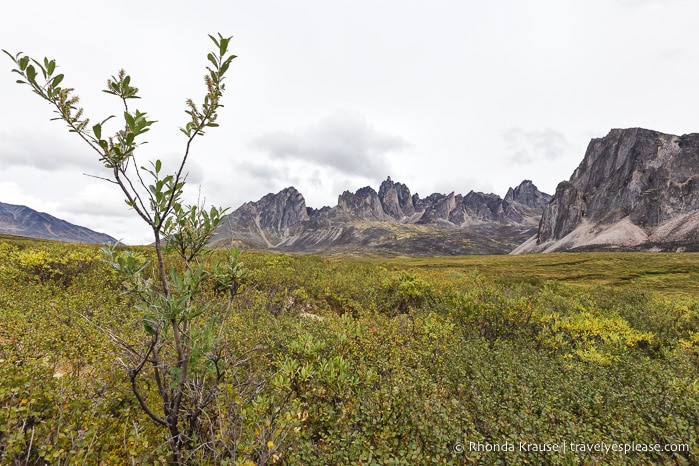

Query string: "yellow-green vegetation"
[372, 252, 699, 296]
[1, 236, 698, 464]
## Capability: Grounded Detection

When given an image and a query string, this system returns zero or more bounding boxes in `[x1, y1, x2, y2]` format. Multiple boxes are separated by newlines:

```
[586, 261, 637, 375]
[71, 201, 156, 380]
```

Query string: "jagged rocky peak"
[236, 186, 309, 231]
[378, 176, 416, 220]
[307, 205, 331, 218]
[463, 191, 507, 221]
[337, 186, 386, 220]
[261, 187, 309, 229]
[417, 192, 457, 224]
[505, 180, 551, 210]
[514, 127, 699, 253]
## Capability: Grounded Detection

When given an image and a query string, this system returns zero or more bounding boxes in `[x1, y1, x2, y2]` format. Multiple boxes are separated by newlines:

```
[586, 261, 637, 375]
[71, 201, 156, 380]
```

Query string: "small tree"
[4, 34, 249, 463]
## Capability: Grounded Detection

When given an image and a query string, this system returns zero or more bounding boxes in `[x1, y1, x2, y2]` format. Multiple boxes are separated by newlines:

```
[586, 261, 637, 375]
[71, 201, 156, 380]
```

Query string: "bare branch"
[83, 172, 119, 184]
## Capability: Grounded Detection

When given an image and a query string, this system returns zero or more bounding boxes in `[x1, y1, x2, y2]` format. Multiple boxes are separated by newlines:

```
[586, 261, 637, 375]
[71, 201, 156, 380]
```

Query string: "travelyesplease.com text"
[453, 440, 690, 455]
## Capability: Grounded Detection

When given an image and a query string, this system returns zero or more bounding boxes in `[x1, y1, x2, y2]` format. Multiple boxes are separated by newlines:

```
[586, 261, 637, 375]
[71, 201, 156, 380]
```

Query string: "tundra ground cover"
[1, 236, 697, 464]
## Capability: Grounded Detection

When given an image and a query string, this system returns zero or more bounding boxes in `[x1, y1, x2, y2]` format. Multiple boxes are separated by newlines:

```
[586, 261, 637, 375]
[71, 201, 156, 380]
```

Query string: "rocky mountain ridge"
[0, 202, 116, 244]
[514, 128, 699, 253]
[213, 178, 551, 255]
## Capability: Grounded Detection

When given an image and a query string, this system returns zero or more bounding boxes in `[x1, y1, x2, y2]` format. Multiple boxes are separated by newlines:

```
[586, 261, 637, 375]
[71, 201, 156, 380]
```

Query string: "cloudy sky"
[1, 0, 698, 244]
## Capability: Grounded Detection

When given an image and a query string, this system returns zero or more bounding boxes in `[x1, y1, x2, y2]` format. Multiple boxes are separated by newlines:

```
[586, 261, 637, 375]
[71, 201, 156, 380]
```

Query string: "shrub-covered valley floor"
[1, 234, 698, 465]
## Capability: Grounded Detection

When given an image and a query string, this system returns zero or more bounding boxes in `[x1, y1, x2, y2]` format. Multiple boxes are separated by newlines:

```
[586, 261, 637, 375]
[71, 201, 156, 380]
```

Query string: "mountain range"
[211, 178, 551, 255]
[4, 127, 699, 254]
[0, 202, 116, 244]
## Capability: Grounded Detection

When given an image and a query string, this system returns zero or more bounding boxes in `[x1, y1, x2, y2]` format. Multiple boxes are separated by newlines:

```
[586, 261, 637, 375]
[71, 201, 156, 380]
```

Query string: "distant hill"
[514, 128, 699, 253]
[0, 202, 116, 244]
[212, 178, 551, 255]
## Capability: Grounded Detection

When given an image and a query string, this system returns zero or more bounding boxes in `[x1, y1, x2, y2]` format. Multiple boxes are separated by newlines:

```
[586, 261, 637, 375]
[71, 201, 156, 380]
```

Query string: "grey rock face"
[505, 179, 551, 211]
[213, 187, 310, 248]
[0, 202, 116, 244]
[256, 187, 309, 231]
[536, 181, 585, 242]
[338, 186, 386, 220]
[463, 191, 507, 222]
[447, 181, 552, 226]
[378, 176, 416, 219]
[307, 206, 331, 218]
[517, 128, 699, 253]
[417, 193, 457, 224]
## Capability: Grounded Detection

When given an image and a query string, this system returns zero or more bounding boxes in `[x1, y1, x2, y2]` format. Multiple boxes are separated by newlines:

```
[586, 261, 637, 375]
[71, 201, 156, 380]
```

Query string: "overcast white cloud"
[251, 111, 409, 178]
[0, 181, 54, 211]
[1, 0, 699, 244]
[503, 128, 572, 165]
[0, 129, 96, 172]
[58, 184, 133, 218]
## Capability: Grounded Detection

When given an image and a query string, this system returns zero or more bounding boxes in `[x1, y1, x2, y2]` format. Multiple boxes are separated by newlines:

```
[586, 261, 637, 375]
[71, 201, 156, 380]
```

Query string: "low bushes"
[1, 240, 698, 464]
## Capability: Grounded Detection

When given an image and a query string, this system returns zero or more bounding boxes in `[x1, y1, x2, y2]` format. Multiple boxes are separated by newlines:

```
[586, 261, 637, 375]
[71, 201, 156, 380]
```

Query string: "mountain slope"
[0, 202, 116, 244]
[514, 128, 699, 253]
[213, 178, 551, 255]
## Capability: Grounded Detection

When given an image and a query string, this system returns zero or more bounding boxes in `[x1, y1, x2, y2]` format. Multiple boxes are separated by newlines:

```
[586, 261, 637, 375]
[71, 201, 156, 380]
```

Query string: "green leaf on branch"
[124, 111, 135, 129]
[207, 53, 218, 68]
[51, 73, 64, 87]
[26, 64, 36, 84]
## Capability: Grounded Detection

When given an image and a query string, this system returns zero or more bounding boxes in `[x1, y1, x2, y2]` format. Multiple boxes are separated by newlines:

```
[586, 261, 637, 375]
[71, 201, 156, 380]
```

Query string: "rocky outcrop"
[213, 187, 309, 248]
[535, 181, 586, 242]
[378, 177, 417, 220]
[0, 202, 116, 244]
[417, 193, 458, 224]
[514, 128, 699, 253]
[256, 187, 309, 230]
[337, 187, 386, 220]
[505, 179, 551, 211]
[214, 178, 551, 255]
[416, 181, 551, 226]
[463, 191, 507, 223]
